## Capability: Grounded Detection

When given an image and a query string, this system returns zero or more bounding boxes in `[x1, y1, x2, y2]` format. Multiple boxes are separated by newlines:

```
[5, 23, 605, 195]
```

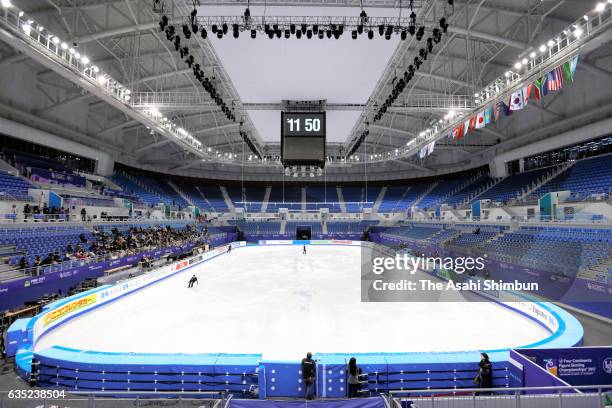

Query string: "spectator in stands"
[10, 204, 17, 222]
[80, 207, 87, 221]
[66, 244, 74, 255]
[347, 357, 361, 398]
[79, 233, 88, 244]
[475, 352, 493, 395]
[33, 256, 42, 276]
[18, 256, 28, 270]
[42, 204, 49, 222]
[23, 203, 31, 220]
[301, 352, 316, 400]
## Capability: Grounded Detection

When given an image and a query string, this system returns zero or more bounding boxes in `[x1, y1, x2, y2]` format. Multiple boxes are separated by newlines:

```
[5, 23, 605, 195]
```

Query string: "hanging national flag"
[447, 131, 453, 141]
[493, 102, 500, 121]
[464, 119, 471, 136]
[475, 111, 486, 129]
[427, 141, 436, 155]
[547, 66, 564, 91]
[522, 85, 530, 106]
[453, 123, 464, 139]
[562, 55, 579, 84]
[530, 80, 542, 100]
[509, 89, 525, 111]
[497, 100, 512, 116]
[469, 116, 477, 130]
[484, 107, 493, 124]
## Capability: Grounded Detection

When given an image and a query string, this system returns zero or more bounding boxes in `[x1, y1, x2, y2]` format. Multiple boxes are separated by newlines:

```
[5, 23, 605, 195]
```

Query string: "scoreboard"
[281, 112, 326, 166]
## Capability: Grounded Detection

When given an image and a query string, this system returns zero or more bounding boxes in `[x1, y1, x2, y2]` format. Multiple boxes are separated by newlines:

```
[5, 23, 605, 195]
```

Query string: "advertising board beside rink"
[31, 242, 246, 345]
[258, 240, 363, 246]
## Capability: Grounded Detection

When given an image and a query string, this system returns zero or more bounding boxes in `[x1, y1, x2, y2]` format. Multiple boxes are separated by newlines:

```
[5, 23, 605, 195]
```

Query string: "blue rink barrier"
[8, 240, 584, 399]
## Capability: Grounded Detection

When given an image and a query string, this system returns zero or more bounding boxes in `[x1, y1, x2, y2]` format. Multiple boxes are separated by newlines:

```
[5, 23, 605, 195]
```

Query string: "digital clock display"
[281, 112, 326, 165]
[282, 112, 326, 137]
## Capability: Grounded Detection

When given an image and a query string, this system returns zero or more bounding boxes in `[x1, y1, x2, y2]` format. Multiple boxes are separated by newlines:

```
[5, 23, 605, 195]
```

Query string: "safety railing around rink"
[387, 385, 612, 408]
[0, 390, 228, 408]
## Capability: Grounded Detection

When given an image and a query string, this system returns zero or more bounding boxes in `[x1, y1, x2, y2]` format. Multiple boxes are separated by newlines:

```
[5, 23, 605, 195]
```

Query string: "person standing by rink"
[347, 357, 361, 398]
[187, 274, 198, 288]
[303, 245, 307, 255]
[301, 352, 316, 400]
[475, 352, 493, 395]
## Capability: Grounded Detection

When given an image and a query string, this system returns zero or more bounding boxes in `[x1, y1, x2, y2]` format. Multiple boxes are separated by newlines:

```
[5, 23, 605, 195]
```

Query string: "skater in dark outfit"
[303, 245, 307, 255]
[301, 352, 316, 400]
[475, 352, 493, 395]
[187, 275, 198, 288]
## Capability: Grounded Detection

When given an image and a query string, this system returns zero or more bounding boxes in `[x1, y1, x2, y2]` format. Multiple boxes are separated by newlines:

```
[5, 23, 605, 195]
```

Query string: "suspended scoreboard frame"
[281, 111, 326, 168]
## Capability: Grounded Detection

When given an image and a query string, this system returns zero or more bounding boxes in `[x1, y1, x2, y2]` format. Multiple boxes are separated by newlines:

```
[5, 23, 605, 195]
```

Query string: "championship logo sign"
[42, 294, 97, 327]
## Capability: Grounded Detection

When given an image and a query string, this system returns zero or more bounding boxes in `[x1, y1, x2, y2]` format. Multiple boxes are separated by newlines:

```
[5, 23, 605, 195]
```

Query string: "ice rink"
[36, 245, 550, 360]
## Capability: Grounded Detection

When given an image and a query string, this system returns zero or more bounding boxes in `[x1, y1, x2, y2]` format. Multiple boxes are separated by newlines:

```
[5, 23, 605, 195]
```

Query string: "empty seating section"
[326, 220, 377, 235]
[305, 186, 341, 212]
[384, 224, 443, 241]
[267, 186, 302, 212]
[444, 175, 492, 208]
[112, 173, 161, 207]
[448, 230, 498, 247]
[139, 176, 189, 208]
[394, 183, 430, 210]
[532, 154, 612, 199]
[484, 226, 612, 276]
[378, 186, 409, 212]
[342, 186, 364, 212]
[479, 167, 552, 204]
[2, 225, 94, 267]
[417, 179, 464, 210]
[226, 187, 266, 212]
[172, 181, 214, 212]
[198, 185, 228, 211]
[229, 220, 281, 236]
[0, 171, 32, 201]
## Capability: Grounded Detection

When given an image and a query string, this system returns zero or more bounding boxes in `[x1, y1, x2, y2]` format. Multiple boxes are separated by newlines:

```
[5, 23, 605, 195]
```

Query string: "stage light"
[22, 23, 31, 35]
[574, 27, 583, 37]
[1, 0, 12, 7]
[217, 31, 223, 39]
[182, 24, 191, 39]
[416, 26, 425, 40]
[547, 39, 555, 47]
[514, 61, 522, 69]
[201, 27, 207, 38]
[81, 56, 89, 64]
[521, 57, 528, 65]
[539, 44, 546, 52]
[61, 42, 68, 50]
[596, 2, 605, 12]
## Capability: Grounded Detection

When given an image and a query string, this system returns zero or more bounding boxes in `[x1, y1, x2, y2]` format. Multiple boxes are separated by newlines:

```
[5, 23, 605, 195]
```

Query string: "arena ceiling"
[0, 0, 611, 181]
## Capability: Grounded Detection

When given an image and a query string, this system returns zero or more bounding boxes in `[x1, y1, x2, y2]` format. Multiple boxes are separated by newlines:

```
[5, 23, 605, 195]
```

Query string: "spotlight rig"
[171, 10, 446, 41]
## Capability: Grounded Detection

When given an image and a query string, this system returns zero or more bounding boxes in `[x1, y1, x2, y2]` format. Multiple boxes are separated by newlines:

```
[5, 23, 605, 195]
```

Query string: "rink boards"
[7, 240, 583, 398]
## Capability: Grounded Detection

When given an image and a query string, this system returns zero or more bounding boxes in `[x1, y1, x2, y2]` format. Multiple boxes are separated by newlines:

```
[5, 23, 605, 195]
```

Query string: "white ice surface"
[36, 245, 550, 360]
